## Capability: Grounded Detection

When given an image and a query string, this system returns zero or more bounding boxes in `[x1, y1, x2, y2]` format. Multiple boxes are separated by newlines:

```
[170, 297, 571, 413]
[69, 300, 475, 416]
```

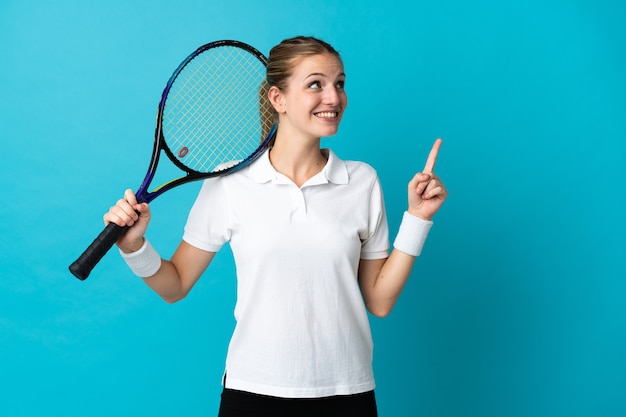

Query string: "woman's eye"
[307, 80, 344, 90]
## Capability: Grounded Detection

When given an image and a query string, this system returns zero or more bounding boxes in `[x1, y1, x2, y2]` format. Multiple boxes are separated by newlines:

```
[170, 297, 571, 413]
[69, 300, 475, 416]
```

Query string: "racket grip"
[69, 222, 128, 280]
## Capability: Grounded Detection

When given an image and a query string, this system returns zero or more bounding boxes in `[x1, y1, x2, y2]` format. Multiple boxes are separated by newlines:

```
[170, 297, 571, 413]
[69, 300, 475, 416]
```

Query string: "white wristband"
[119, 238, 162, 277]
[393, 212, 433, 257]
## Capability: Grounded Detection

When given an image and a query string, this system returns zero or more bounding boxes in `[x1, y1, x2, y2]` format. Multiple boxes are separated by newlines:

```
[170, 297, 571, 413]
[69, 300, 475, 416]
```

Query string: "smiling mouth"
[314, 111, 339, 119]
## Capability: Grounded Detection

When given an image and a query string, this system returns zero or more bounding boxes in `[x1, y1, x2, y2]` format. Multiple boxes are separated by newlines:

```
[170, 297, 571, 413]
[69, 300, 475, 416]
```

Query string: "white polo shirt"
[183, 148, 389, 398]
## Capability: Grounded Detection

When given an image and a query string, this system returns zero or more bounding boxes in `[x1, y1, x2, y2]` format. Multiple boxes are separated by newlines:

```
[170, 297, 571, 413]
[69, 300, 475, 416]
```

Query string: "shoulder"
[327, 149, 379, 182]
[337, 157, 382, 198]
[343, 160, 380, 189]
[194, 167, 248, 201]
[345, 160, 378, 177]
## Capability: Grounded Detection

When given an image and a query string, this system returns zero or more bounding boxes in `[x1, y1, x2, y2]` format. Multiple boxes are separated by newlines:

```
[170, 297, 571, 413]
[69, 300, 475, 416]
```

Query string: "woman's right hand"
[103, 189, 151, 253]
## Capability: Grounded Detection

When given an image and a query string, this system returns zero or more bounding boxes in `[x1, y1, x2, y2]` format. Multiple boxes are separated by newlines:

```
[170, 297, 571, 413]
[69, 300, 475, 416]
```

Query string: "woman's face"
[276, 53, 347, 139]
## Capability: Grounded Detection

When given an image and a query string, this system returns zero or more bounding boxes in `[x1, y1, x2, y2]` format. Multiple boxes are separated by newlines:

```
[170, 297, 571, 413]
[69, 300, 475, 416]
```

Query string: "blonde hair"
[266, 36, 342, 91]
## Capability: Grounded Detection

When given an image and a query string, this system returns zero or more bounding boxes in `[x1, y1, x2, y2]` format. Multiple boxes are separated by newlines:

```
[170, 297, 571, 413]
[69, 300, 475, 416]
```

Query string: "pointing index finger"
[423, 138, 442, 174]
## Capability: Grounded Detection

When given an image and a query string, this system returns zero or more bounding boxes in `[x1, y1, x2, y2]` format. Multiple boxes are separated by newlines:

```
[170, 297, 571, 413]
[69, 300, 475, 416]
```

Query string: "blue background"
[1, 1, 624, 416]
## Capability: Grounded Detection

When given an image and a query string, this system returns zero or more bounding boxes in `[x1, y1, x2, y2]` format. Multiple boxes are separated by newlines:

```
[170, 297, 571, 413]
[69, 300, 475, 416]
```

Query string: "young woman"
[105, 36, 447, 417]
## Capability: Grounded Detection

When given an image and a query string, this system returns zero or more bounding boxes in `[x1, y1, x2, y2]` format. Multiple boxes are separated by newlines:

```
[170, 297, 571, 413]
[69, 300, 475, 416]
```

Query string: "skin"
[104, 52, 448, 316]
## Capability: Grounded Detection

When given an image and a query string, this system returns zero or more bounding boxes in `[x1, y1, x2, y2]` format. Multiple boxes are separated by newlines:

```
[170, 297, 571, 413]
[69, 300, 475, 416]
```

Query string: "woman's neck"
[269, 134, 328, 187]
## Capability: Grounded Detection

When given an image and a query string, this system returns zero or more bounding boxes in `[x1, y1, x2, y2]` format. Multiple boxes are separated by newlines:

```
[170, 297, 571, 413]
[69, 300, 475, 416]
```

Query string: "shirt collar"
[249, 148, 349, 186]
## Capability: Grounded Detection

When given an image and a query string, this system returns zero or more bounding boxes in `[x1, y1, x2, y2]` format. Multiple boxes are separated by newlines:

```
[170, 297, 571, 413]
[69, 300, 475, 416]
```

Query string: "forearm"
[362, 250, 417, 317]
[141, 259, 190, 304]
[120, 239, 213, 303]
[360, 212, 433, 317]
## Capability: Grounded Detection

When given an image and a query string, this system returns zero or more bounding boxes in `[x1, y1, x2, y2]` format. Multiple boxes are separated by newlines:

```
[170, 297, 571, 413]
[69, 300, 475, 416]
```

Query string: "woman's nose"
[323, 86, 340, 105]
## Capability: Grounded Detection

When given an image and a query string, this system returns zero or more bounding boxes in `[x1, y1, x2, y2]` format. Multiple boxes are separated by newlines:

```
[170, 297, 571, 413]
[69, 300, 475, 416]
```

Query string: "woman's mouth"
[314, 111, 339, 119]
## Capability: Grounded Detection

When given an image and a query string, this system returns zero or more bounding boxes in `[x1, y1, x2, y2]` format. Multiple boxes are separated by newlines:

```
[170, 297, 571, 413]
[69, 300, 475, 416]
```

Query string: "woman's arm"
[359, 139, 447, 317]
[139, 241, 215, 304]
[358, 251, 416, 317]
[105, 189, 216, 303]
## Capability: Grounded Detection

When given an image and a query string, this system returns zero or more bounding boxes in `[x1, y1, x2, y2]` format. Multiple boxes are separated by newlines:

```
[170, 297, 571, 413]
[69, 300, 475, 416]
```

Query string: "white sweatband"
[119, 238, 162, 277]
[393, 211, 433, 257]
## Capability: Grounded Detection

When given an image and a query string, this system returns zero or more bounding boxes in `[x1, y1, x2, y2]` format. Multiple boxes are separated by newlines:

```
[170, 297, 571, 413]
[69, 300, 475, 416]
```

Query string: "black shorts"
[217, 388, 378, 417]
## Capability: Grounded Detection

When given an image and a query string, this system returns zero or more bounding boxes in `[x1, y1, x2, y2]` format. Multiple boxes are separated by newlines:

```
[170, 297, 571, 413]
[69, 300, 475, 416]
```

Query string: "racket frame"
[136, 40, 275, 204]
[69, 40, 276, 280]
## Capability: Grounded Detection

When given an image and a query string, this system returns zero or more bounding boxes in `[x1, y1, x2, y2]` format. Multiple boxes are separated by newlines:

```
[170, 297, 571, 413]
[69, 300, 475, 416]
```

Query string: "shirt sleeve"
[182, 178, 231, 252]
[360, 174, 390, 260]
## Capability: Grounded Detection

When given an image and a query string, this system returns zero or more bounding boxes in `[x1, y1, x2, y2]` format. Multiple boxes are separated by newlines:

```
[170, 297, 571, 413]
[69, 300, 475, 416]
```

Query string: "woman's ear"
[268, 86, 286, 114]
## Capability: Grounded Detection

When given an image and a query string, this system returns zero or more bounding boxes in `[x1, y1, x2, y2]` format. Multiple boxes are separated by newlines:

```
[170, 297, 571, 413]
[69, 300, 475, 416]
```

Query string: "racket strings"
[162, 46, 272, 173]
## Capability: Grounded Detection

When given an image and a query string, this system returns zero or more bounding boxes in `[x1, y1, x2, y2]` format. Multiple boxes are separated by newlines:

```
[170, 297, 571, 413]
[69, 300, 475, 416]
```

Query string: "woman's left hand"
[407, 138, 448, 221]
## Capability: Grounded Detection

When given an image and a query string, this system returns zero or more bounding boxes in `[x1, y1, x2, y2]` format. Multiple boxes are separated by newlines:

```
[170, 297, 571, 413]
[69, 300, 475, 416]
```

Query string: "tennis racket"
[69, 40, 276, 280]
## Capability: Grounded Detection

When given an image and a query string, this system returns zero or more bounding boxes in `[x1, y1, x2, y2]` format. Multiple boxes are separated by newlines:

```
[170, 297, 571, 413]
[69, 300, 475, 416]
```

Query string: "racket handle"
[69, 222, 128, 280]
